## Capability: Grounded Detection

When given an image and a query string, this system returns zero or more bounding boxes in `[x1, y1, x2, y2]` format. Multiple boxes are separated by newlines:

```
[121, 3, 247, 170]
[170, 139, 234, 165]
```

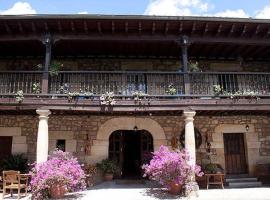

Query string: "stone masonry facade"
[0, 114, 269, 175]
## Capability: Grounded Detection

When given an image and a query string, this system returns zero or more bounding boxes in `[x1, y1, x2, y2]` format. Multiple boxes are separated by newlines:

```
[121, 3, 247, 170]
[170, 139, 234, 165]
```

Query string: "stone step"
[226, 177, 258, 183]
[226, 174, 249, 178]
[228, 181, 262, 188]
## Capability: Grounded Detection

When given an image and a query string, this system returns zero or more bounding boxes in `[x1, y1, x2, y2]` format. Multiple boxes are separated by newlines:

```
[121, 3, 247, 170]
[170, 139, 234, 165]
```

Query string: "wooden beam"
[44, 22, 49, 32]
[70, 21, 75, 32]
[221, 44, 233, 58]
[125, 21, 128, 34]
[191, 22, 196, 34]
[239, 45, 254, 57]
[240, 24, 248, 37]
[164, 22, 169, 35]
[138, 21, 142, 35]
[111, 21, 115, 34]
[57, 21, 62, 33]
[264, 27, 270, 38]
[41, 34, 52, 94]
[216, 24, 222, 36]
[248, 46, 266, 58]
[4, 22, 11, 34]
[152, 22, 156, 35]
[229, 23, 236, 36]
[178, 22, 183, 34]
[203, 23, 209, 35]
[2, 33, 270, 46]
[31, 22, 37, 33]
[97, 22, 102, 34]
[83, 21, 88, 33]
[17, 22, 24, 34]
[255, 24, 261, 35]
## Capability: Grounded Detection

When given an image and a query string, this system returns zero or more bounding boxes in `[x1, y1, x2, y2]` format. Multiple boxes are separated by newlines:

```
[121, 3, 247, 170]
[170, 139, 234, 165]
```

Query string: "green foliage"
[49, 61, 63, 77]
[96, 159, 117, 174]
[0, 154, 29, 173]
[32, 83, 41, 94]
[15, 90, 24, 103]
[213, 85, 222, 96]
[204, 163, 218, 173]
[188, 61, 201, 72]
[166, 84, 177, 95]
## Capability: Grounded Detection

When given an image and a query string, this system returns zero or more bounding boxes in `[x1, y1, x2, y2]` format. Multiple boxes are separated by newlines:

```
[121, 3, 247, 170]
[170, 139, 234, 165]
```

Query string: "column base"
[184, 181, 199, 197]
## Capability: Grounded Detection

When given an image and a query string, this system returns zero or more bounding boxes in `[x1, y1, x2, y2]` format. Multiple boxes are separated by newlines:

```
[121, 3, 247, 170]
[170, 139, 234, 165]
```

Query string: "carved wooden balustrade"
[0, 71, 269, 97]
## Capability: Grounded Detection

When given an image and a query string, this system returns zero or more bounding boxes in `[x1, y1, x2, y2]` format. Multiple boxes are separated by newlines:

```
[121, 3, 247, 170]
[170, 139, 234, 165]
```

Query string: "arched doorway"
[109, 130, 153, 178]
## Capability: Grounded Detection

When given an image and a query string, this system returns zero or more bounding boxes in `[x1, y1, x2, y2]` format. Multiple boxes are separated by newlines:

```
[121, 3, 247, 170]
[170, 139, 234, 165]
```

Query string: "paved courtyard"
[1, 182, 270, 200]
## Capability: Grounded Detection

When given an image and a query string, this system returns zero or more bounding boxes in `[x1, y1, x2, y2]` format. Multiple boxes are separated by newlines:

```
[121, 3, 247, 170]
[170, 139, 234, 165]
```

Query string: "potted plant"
[15, 90, 24, 103]
[100, 92, 116, 106]
[166, 84, 177, 95]
[188, 61, 201, 72]
[213, 85, 222, 97]
[49, 61, 63, 77]
[96, 159, 117, 181]
[32, 83, 41, 94]
[142, 146, 203, 195]
[30, 150, 86, 200]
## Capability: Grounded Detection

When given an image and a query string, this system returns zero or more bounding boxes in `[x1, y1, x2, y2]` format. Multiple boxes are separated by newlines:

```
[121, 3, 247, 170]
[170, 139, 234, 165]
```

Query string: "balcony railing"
[0, 71, 43, 94]
[0, 71, 270, 97]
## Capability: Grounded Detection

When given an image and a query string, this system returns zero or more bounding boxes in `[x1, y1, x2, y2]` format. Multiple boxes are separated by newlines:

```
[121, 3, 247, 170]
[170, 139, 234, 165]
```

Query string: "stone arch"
[213, 124, 257, 175]
[86, 117, 167, 164]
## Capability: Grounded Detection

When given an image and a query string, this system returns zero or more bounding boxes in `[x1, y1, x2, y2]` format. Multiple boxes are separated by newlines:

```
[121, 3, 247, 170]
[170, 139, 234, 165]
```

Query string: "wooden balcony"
[0, 71, 269, 97]
[1, 70, 270, 114]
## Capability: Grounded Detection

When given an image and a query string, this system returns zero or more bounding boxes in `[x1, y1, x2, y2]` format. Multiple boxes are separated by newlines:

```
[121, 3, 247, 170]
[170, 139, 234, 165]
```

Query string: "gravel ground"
[1, 182, 270, 200]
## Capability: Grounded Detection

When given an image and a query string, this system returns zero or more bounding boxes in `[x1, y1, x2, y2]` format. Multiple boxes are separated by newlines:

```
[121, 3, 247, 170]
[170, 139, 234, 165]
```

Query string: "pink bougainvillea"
[30, 150, 86, 200]
[142, 145, 203, 188]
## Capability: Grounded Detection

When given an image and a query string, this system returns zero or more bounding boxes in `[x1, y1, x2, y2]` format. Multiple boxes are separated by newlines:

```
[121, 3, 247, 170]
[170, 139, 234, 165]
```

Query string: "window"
[56, 139, 66, 152]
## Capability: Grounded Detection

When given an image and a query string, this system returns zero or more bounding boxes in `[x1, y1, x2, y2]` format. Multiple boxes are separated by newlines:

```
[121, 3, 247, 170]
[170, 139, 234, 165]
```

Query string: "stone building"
[0, 15, 269, 180]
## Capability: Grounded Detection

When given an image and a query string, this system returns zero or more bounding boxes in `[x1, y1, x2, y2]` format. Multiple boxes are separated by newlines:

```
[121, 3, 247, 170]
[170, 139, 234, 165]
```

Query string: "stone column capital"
[36, 109, 51, 119]
[183, 111, 196, 122]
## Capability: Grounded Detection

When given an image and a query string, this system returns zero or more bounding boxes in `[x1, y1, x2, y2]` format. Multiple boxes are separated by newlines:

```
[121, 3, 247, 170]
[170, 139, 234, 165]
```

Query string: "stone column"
[184, 111, 196, 169]
[36, 109, 51, 164]
[184, 111, 199, 196]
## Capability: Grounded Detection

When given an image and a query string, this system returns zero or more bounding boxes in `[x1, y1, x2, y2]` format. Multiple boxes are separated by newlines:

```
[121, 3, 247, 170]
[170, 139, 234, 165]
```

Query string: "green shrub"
[0, 154, 29, 173]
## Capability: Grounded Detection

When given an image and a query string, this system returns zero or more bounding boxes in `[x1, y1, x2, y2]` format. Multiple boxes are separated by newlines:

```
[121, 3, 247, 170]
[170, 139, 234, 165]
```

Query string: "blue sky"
[1, 0, 270, 18]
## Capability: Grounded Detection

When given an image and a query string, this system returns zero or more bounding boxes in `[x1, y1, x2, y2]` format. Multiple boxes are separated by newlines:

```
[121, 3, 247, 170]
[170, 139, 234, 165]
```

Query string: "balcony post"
[180, 35, 190, 95]
[41, 34, 52, 94]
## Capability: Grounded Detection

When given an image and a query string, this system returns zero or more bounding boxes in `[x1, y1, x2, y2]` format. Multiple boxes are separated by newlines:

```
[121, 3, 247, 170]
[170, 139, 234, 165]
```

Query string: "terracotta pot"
[50, 185, 66, 199]
[104, 173, 114, 181]
[168, 181, 182, 195]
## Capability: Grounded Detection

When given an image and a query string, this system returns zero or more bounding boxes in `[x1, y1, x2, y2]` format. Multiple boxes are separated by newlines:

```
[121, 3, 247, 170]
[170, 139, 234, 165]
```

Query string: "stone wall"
[0, 114, 269, 175]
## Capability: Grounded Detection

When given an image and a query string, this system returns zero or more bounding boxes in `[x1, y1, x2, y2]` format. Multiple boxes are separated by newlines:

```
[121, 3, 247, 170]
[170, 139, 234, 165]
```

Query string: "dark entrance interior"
[0, 136, 12, 164]
[224, 133, 247, 174]
[109, 130, 153, 178]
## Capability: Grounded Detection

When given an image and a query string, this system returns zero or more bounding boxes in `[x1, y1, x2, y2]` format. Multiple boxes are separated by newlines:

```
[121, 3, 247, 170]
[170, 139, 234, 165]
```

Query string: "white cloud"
[0, 1, 36, 15]
[255, 5, 270, 19]
[78, 11, 88, 14]
[144, 0, 251, 18]
[144, 0, 210, 16]
[211, 9, 249, 18]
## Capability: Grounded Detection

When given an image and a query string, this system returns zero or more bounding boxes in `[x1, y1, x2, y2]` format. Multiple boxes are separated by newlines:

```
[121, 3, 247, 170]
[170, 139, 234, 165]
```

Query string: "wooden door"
[0, 136, 12, 162]
[224, 133, 247, 174]
[109, 131, 124, 177]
